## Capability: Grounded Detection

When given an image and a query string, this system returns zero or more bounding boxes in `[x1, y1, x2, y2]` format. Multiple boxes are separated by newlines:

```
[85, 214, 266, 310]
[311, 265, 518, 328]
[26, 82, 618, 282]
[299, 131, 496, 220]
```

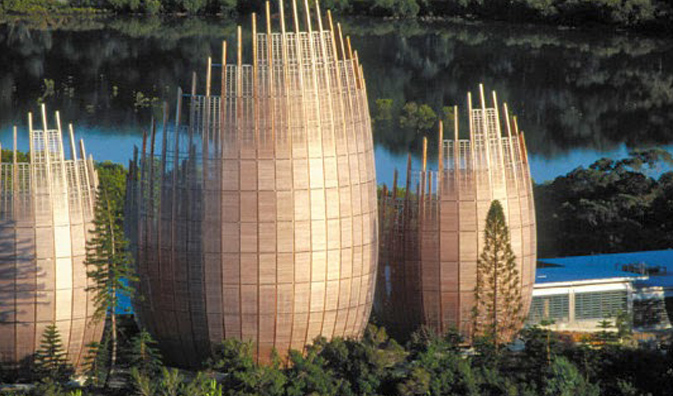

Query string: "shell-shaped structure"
[376, 86, 536, 340]
[126, 2, 377, 365]
[0, 106, 101, 373]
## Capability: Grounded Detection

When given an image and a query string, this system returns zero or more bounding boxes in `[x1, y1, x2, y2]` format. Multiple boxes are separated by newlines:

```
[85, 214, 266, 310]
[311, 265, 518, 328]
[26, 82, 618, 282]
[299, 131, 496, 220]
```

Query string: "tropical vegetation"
[85, 161, 138, 388]
[3, 321, 673, 396]
[1, 0, 672, 31]
[536, 148, 673, 257]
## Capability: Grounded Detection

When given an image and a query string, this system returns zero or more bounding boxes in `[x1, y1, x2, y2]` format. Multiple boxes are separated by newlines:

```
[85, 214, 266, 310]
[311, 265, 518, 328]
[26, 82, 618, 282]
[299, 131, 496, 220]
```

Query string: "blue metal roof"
[537, 250, 673, 286]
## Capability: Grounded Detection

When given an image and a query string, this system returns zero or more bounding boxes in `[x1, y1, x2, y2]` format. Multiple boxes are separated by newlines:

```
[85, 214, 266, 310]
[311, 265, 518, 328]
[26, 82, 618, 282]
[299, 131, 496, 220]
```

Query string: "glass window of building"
[528, 294, 570, 323]
[575, 291, 627, 320]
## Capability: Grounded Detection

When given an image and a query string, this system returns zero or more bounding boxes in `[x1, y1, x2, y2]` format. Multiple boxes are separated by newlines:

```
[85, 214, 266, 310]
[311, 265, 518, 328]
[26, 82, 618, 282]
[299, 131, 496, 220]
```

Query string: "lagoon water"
[1, 16, 672, 184]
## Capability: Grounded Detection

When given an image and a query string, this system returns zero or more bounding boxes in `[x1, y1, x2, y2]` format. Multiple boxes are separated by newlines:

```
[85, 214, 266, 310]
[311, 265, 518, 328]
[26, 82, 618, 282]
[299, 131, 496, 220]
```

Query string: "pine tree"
[85, 168, 138, 388]
[82, 335, 109, 387]
[473, 200, 523, 349]
[596, 318, 617, 346]
[33, 324, 73, 383]
[127, 329, 163, 377]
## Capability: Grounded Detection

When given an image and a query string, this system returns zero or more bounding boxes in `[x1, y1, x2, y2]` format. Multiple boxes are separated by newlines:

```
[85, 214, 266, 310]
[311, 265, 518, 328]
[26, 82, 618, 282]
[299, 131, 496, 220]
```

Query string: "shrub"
[33, 324, 74, 383]
[181, 0, 207, 13]
[144, 0, 161, 14]
[371, 0, 420, 17]
[212, 0, 236, 15]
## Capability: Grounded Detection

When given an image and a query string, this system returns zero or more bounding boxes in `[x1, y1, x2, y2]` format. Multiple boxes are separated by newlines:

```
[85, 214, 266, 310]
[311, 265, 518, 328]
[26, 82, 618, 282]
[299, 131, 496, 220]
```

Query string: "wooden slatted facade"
[376, 86, 536, 341]
[0, 106, 102, 374]
[126, 0, 378, 366]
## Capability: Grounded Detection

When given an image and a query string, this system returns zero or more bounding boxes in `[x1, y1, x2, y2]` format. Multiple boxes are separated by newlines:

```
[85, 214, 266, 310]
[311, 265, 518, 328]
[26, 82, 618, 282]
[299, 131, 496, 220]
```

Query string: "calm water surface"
[1, 16, 672, 184]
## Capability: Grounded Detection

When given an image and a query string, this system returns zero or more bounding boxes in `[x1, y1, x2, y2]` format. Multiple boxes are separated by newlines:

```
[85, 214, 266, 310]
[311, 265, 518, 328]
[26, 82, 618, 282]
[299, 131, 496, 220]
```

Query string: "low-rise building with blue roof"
[528, 250, 673, 332]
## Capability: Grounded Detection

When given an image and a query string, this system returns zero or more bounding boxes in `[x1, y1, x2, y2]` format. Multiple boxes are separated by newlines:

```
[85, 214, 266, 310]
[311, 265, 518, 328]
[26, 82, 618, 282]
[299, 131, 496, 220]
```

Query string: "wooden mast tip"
[422, 137, 428, 173]
[303, 0, 312, 32]
[315, 0, 324, 31]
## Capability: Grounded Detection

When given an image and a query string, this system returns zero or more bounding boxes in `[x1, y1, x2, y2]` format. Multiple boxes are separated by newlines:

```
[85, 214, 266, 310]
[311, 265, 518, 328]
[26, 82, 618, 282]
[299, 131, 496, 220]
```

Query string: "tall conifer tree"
[85, 164, 137, 388]
[473, 200, 523, 349]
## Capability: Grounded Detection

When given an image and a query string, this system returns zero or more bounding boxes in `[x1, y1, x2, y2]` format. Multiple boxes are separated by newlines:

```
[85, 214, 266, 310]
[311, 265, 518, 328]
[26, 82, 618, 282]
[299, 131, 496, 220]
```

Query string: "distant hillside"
[2, 0, 672, 33]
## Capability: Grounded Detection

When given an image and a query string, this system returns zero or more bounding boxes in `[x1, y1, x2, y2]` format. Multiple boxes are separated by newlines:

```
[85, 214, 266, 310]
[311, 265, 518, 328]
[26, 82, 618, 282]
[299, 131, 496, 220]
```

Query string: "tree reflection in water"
[0, 15, 671, 166]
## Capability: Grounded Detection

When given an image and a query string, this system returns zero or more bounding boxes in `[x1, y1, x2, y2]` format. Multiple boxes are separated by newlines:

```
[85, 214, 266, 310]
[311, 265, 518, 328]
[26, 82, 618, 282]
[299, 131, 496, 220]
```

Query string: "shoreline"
[2, 4, 671, 35]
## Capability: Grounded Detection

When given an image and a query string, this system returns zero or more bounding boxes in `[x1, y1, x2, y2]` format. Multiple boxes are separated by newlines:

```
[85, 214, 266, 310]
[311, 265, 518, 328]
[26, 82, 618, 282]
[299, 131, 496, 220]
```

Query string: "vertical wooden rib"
[503, 103, 518, 188]
[12, 126, 18, 212]
[315, 0, 324, 31]
[303, 0, 327, 339]
[6, 121, 15, 340]
[292, 0, 300, 32]
[39, 106, 58, 335]
[438, 121, 444, 174]
[237, 26, 243, 133]
[279, 0, 294, 355]
[204, 62, 211, 176]
[327, 11, 339, 60]
[148, 119, 157, 259]
[336, 20, 360, 336]
[159, 103, 168, 299]
[491, 91, 507, 191]
[235, 25, 244, 341]
[140, 128, 149, 285]
[27, 112, 37, 350]
[266, 2, 276, 145]
[467, 93, 475, 170]
[452, 104, 460, 329]
[78, 140, 93, 214]
[206, 57, 212, 98]
[53, 110, 75, 362]
[68, 125, 83, 236]
[327, 10, 349, 338]
[264, 0, 278, 358]
[404, 153, 412, 218]
[251, 11, 262, 360]
[303, 0, 312, 31]
[280, 0, 287, 34]
[252, 13, 259, 143]
[453, 106, 460, 172]
[315, 0, 340, 339]
[291, 0, 313, 351]
[219, 42, 227, 339]
[479, 84, 493, 196]
[221, 41, 227, 151]
[171, 88, 183, 352]
[435, 120, 444, 331]
[9, 125, 17, 365]
[466, 91, 477, 335]
[337, 23, 346, 61]
[421, 137, 428, 196]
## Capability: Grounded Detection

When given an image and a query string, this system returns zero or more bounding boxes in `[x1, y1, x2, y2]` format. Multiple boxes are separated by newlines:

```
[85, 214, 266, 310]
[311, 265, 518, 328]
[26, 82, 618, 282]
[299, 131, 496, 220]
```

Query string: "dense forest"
[536, 148, 673, 258]
[2, 0, 673, 31]
[4, 321, 673, 396]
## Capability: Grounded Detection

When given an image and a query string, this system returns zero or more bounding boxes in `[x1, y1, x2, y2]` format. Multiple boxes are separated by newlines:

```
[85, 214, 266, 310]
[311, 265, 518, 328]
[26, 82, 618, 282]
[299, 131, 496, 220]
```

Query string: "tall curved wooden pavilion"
[376, 85, 536, 341]
[0, 106, 102, 373]
[126, 0, 378, 365]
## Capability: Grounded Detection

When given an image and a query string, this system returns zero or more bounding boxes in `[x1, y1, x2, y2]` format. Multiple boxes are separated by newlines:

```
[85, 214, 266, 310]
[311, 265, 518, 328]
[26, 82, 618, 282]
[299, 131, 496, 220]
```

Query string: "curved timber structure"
[127, 0, 377, 365]
[376, 86, 536, 341]
[0, 106, 102, 373]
